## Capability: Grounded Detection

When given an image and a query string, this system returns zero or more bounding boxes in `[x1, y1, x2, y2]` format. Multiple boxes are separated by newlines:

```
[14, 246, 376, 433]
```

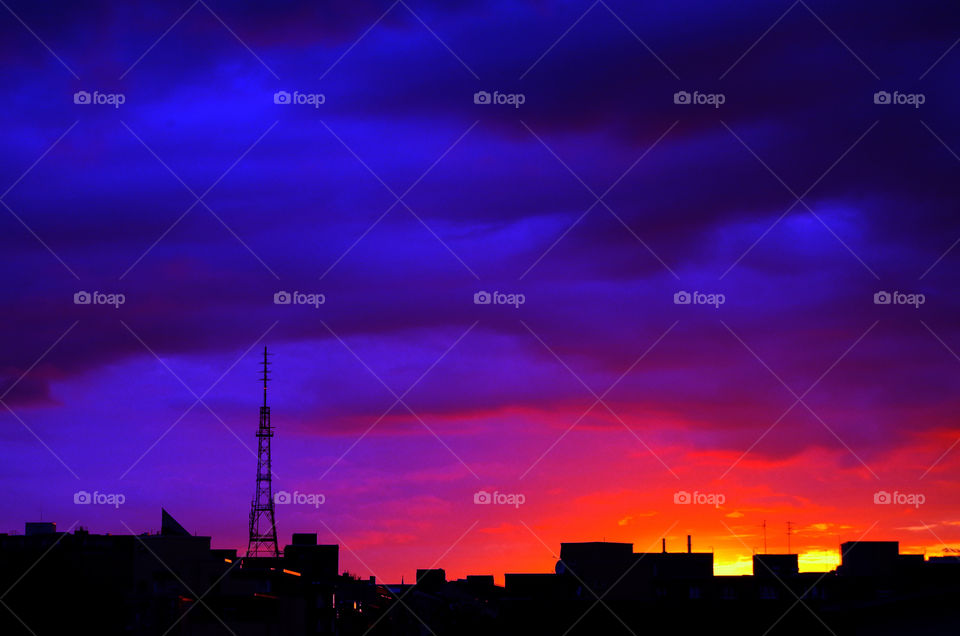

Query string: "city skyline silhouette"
[1, 1, 959, 633]
[2, 508, 958, 634]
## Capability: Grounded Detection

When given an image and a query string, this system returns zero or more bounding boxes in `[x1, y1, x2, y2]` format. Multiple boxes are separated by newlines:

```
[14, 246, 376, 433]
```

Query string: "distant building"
[416, 568, 447, 590]
[839, 541, 899, 577]
[556, 537, 713, 601]
[753, 553, 799, 578]
[465, 574, 495, 588]
[23, 522, 56, 536]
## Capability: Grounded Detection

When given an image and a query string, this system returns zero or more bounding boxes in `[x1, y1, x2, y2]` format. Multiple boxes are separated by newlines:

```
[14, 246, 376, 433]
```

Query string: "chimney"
[687, 535, 692, 554]
[662, 538, 666, 553]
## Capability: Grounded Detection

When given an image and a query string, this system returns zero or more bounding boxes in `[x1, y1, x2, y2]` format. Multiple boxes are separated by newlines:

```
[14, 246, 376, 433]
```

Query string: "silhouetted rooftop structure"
[23, 522, 55, 536]
[416, 567, 447, 590]
[839, 540, 899, 577]
[161, 507, 190, 536]
[292, 532, 318, 545]
[753, 553, 799, 578]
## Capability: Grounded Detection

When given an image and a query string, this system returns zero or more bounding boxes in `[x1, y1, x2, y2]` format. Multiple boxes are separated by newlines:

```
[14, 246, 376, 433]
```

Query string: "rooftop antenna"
[787, 521, 793, 554]
[247, 346, 279, 558]
[762, 520, 767, 554]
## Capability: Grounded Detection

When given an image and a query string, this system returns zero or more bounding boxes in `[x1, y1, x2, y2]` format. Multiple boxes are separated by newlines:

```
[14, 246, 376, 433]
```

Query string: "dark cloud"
[0, 0, 958, 473]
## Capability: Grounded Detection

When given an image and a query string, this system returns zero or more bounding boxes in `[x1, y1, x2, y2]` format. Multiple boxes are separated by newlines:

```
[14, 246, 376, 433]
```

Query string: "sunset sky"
[1, 0, 959, 584]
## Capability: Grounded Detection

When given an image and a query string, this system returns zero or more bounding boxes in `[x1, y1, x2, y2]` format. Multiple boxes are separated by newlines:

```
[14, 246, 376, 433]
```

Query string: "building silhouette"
[1, 514, 959, 635]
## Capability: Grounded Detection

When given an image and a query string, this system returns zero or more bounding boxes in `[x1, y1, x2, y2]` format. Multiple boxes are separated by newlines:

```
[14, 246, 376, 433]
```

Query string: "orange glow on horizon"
[799, 549, 841, 573]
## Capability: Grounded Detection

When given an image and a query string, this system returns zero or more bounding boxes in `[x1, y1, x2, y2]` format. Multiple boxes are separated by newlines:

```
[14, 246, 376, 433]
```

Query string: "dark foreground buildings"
[1, 513, 958, 635]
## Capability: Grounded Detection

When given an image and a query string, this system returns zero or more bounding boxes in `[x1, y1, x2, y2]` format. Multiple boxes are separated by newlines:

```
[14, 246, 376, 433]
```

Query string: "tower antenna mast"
[261, 345, 269, 407]
[247, 346, 279, 557]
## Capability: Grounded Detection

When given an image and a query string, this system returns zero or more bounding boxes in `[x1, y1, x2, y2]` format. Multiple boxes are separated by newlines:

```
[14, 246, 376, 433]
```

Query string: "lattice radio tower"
[247, 346, 279, 557]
